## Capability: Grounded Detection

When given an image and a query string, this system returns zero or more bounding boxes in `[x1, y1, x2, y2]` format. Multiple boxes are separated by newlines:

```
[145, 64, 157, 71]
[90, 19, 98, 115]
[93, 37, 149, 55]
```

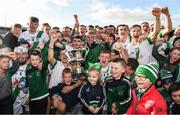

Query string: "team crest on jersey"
[145, 100, 155, 109]
[36, 71, 41, 76]
[118, 92, 123, 95]
[86, 88, 90, 92]
[28, 75, 32, 78]
[108, 88, 113, 92]
[96, 96, 100, 99]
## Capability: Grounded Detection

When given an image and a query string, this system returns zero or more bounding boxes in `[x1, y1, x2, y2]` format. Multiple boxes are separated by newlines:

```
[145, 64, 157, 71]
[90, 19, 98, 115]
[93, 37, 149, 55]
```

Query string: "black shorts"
[29, 96, 48, 114]
[0, 95, 13, 114]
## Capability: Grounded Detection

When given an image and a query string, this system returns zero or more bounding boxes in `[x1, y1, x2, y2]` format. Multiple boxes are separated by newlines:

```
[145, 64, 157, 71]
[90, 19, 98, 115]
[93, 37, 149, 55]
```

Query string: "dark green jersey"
[26, 64, 49, 101]
[152, 45, 180, 81]
[85, 42, 105, 69]
[105, 76, 132, 114]
[158, 87, 172, 106]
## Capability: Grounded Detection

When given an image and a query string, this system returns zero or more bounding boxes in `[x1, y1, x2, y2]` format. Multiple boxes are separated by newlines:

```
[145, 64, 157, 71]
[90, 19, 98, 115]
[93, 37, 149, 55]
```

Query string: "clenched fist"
[50, 33, 58, 43]
[152, 7, 161, 17]
[74, 14, 79, 22]
[161, 7, 170, 16]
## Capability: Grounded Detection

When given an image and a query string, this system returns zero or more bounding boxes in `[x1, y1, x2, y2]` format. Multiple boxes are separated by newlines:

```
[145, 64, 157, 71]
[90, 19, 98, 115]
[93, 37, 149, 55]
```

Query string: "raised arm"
[161, 7, 172, 37]
[113, 44, 129, 63]
[48, 33, 58, 65]
[74, 14, 80, 34]
[70, 14, 80, 40]
[150, 7, 161, 42]
[6, 52, 20, 75]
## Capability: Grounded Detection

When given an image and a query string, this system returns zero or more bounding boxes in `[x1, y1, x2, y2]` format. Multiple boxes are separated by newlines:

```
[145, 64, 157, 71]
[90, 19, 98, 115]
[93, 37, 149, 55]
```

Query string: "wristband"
[49, 47, 54, 49]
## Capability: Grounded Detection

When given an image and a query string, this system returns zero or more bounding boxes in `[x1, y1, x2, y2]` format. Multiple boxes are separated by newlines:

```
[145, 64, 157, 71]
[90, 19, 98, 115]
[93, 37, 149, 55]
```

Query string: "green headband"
[88, 62, 101, 71]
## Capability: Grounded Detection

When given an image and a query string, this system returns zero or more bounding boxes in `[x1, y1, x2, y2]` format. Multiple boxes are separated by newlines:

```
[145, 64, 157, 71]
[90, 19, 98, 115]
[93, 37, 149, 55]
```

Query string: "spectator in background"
[62, 26, 72, 44]
[18, 39, 30, 49]
[125, 58, 139, 82]
[169, 82, 180, 114]
[108, 25, 116, 35]
[84, 31, 105, 69]
[158, 70, 174, 113]
[87, 25, 94, 33]
[152, 45, 180, 82]
[141, 22, 150, 37]
[79, 25, 87, 42]
[104, 33, 116, 51]
[2, 23, 22, 51]
[168, 25, 180, 48]
[42, 23, 51, 36]
[52, 27, 60, 33]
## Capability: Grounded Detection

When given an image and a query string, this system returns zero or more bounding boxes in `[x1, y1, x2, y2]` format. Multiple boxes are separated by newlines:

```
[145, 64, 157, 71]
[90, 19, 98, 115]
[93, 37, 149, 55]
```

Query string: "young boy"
[125, 58, 139, 88]
[127, 62, 167, 114]
[26, 49, 49, 114]
[169, 82, 180, 114]
[153, 46, 180, 82]
[49, 68, 82, 113]
[98, 49, 111, 83]
[105, 58, 132, 114]
[78, 66, 106, 114]
[125, 58, 139, 82]
[0, 53, 19, 114]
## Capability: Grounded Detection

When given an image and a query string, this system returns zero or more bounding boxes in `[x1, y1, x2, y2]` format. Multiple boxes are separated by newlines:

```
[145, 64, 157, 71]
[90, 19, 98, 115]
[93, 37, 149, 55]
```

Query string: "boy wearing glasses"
[127, 62, 167, 114]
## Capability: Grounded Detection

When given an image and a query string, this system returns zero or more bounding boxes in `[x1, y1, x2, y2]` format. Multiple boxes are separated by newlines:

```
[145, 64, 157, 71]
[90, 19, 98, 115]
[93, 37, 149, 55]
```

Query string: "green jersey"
[26, 64, 49, 101]
[105, 76, 132, 114]
[85, 42, 105, 69]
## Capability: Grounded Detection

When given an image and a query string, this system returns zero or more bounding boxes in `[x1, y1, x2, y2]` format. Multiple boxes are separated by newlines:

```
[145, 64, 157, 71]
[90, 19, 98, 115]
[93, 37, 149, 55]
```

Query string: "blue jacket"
[78, 81, 106, 110]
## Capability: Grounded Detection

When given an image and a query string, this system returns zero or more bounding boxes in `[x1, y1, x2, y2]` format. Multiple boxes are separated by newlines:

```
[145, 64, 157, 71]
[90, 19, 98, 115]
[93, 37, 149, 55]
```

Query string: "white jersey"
[48, 61, 71, 88]
[12, 64, 27, 114]
[20, 30, 49, 46]
[100, 63, 111, 83]
[121, 36, 131, 49]
[65, 44, 74, 52]
[112, 36, 131, 49]
[127, 40, 152, 65]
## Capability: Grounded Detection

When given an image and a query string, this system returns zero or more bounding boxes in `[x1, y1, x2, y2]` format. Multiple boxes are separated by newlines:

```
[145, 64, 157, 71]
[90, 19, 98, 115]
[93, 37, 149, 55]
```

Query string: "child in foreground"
[78, 64, 106, 114]
[126, 62, 167, 114]
[105, 58, 132, 114]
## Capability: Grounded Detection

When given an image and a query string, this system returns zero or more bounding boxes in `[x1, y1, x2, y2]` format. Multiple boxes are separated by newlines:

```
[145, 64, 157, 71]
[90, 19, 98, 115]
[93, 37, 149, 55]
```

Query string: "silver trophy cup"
[66, 49, 85, 75]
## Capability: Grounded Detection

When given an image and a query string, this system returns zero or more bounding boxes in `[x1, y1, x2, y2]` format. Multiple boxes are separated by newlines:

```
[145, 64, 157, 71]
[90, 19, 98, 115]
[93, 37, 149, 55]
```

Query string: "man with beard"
[12, 46, 29, 114]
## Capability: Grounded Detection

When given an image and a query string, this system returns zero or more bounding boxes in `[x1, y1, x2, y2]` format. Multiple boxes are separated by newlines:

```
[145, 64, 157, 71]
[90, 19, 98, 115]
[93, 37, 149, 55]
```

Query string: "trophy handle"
[65, 51, 72, 62]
